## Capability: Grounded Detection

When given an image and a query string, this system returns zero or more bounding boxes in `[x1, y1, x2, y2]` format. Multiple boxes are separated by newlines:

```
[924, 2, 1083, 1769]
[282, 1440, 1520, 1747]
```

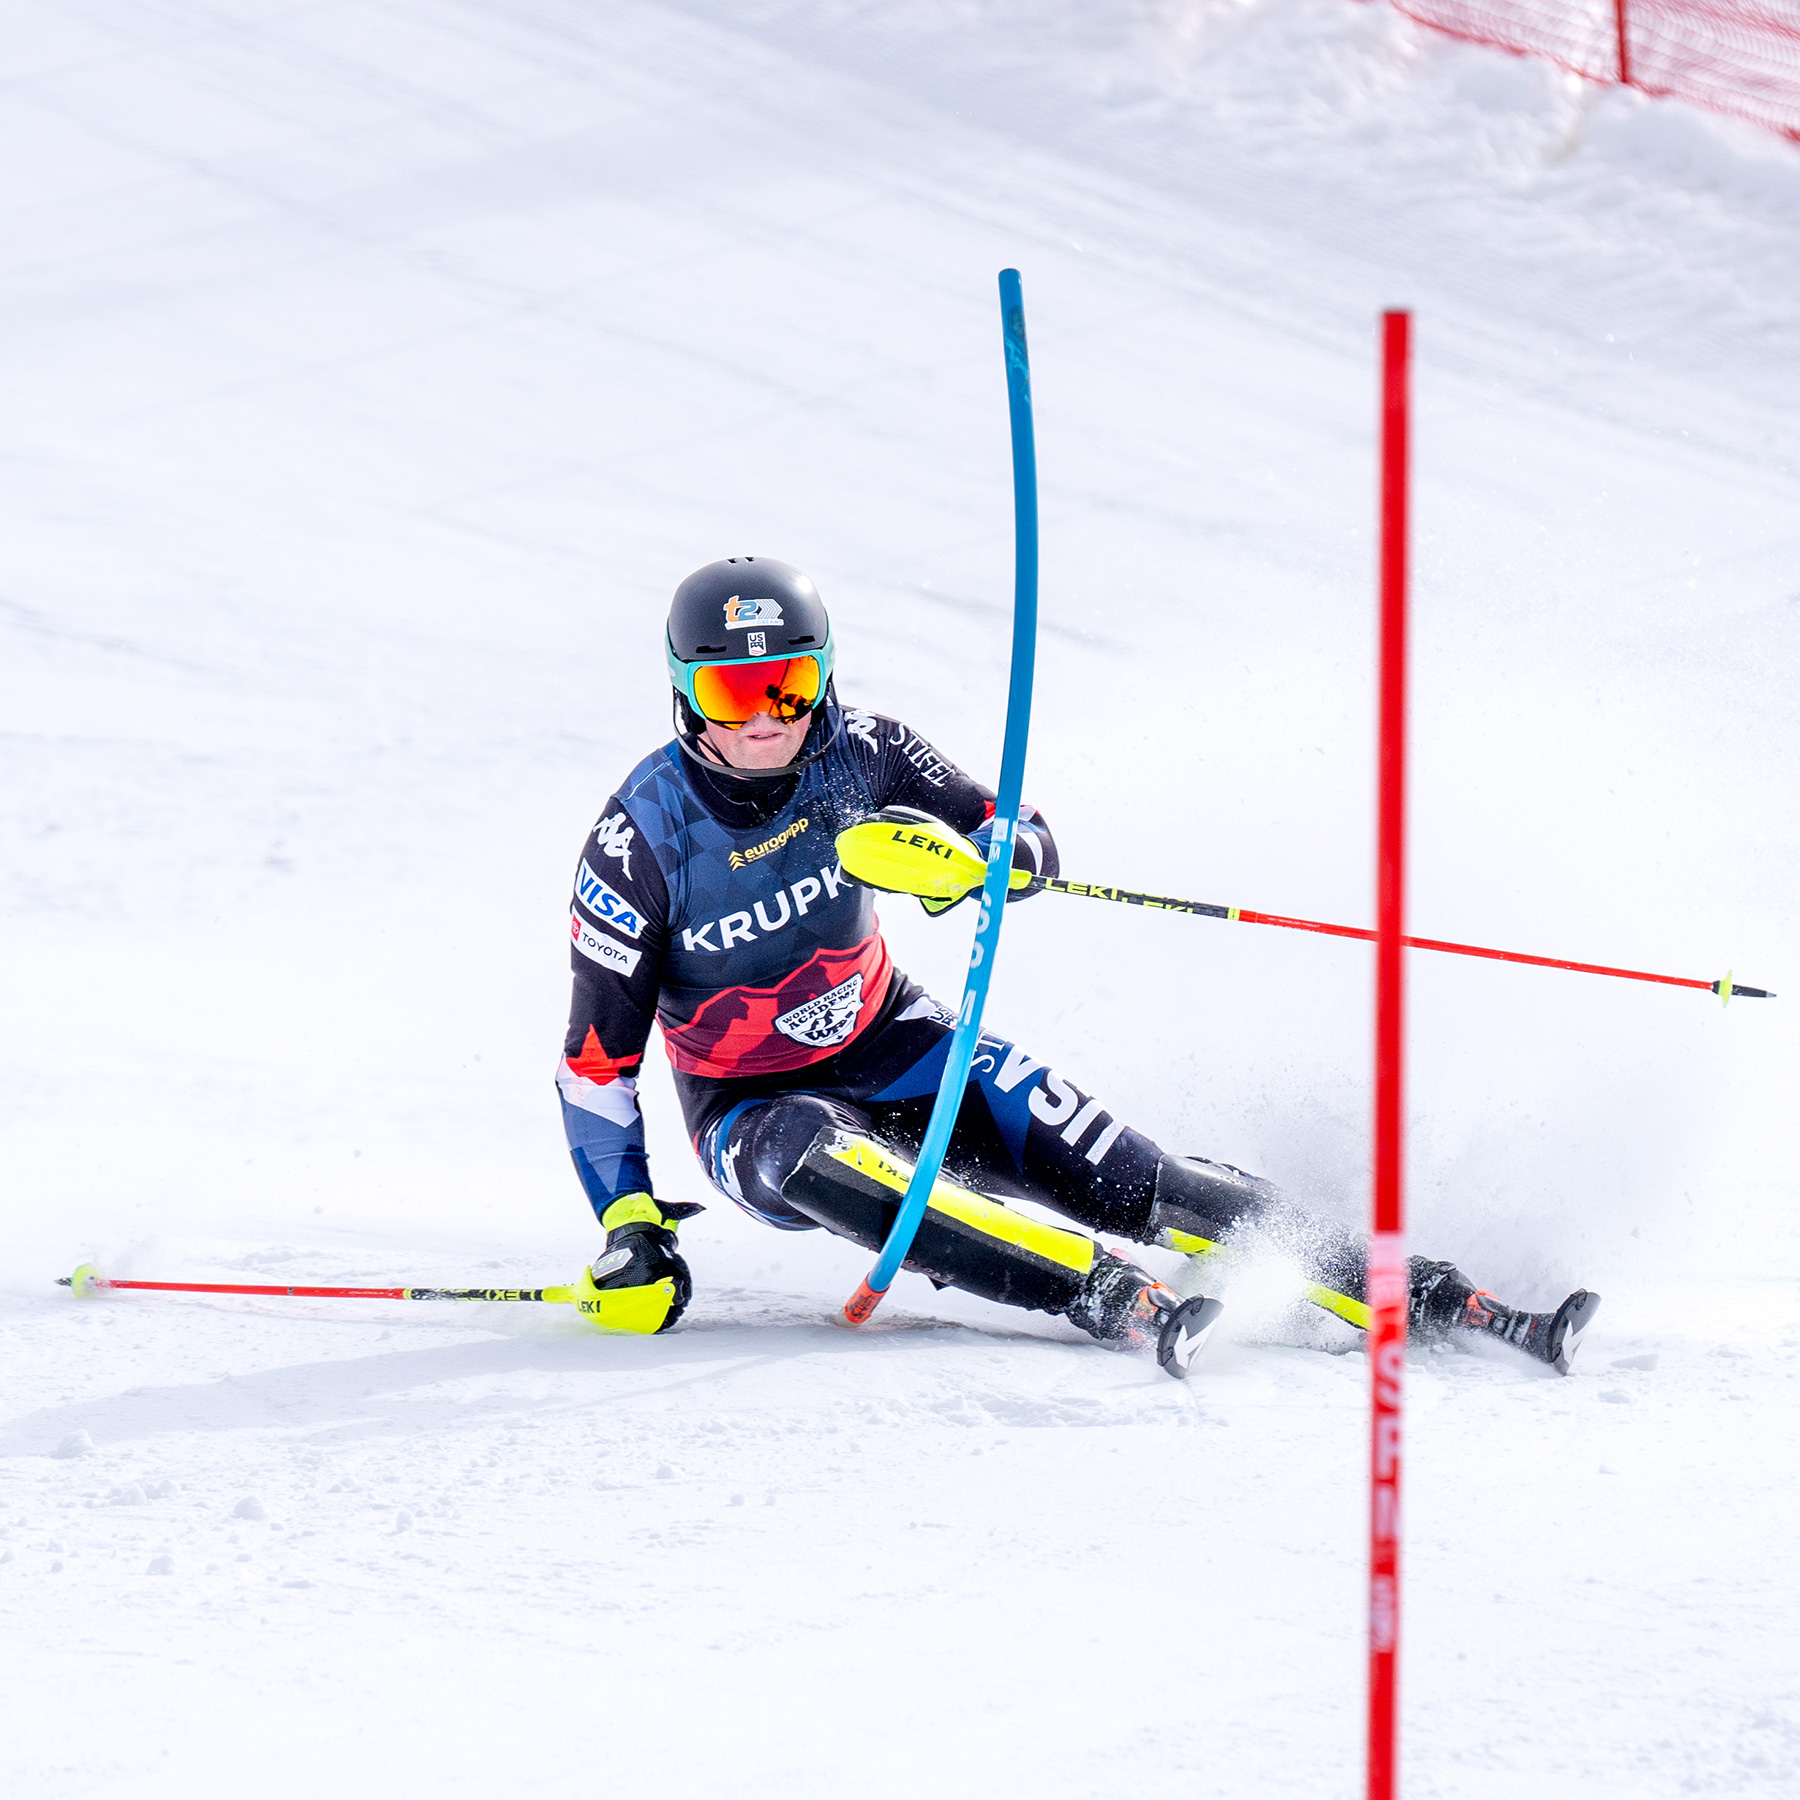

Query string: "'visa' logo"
[576, 860, 644, 938]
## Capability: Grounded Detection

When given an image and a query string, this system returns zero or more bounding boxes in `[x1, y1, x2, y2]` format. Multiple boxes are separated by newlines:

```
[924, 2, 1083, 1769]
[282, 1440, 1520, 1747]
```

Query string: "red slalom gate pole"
[1368, 309, 1411, 1800]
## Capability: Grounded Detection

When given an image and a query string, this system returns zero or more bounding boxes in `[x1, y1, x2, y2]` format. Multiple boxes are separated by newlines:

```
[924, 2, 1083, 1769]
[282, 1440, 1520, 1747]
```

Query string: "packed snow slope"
[3, 3, 1797, 1795]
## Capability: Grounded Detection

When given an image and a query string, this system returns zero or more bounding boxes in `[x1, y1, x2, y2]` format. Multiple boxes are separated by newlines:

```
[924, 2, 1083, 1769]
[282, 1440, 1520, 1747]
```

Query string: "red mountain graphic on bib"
[660, 935, 892, 1078]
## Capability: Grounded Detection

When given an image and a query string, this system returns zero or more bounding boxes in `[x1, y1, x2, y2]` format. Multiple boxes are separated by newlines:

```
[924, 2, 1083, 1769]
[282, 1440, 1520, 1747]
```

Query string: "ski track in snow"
[2, 2, 1797, 1794]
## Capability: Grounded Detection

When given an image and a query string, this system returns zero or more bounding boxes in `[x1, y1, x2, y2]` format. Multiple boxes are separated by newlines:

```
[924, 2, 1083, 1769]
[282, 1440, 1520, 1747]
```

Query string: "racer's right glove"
[572, 1194, 704, 1335]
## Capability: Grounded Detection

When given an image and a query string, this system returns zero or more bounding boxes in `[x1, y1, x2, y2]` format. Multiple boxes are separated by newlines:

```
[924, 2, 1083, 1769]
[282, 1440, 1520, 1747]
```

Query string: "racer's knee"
[709, 1093, 871, 1230]
[1148, 1153, 1283, 1248]
[1150, 1153, 1363, 1293]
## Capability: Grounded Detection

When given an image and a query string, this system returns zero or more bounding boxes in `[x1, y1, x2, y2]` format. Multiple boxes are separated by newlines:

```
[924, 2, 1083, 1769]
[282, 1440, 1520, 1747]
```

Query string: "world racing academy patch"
[659, 936, 892, 1079]
[773, 972, 863, 1049]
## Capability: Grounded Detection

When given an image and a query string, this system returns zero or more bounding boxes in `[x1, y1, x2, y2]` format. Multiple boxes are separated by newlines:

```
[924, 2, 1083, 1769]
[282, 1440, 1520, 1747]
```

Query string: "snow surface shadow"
[0, 1318, 960, 1458]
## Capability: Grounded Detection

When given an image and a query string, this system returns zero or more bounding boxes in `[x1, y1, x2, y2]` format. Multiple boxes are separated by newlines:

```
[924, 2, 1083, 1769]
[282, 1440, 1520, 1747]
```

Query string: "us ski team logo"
[724, 595, 783, 628]
[773, 972, 864, 1048]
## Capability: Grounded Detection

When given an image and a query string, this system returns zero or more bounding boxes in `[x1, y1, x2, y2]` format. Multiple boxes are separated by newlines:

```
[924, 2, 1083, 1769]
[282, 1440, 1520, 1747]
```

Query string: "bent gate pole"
[1368, 308, 1410, 1800]
[843, 270, 1039, 1325]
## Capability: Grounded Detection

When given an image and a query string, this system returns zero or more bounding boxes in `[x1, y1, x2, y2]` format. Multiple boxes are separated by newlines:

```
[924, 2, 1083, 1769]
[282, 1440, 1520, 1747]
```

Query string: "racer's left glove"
[967, 808, 1051, 900]
[835, 806, 1044, 916]
[572, 1194, 704, 1334]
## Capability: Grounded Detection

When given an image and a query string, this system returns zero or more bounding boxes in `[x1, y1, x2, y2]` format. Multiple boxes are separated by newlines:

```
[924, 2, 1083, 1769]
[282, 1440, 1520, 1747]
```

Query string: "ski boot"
[1411, 1260, 1601, 1375]
[1065, 1248, 1225, 1380]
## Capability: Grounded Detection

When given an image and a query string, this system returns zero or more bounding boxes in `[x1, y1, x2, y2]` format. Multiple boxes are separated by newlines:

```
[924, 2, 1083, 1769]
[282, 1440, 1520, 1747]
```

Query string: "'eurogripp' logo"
[724, 595, 784, 629]
[728, 817, 809, 871]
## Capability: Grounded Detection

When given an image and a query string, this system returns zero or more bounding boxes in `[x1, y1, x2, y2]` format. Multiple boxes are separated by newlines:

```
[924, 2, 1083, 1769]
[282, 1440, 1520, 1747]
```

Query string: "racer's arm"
[852, 712, 1058, 898]
[557, 799, 668, 1221]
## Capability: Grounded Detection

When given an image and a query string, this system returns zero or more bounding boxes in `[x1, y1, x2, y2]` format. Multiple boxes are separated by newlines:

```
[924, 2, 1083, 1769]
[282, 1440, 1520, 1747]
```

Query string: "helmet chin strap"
[671, 680, 846, 783]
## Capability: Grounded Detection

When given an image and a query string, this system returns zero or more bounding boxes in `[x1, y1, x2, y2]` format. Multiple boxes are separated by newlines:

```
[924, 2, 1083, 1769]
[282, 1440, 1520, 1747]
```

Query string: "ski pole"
[1035, 878, 1773, 1003]
[58, 1263, 577, 1304]
[842, 267, 1040, 1327]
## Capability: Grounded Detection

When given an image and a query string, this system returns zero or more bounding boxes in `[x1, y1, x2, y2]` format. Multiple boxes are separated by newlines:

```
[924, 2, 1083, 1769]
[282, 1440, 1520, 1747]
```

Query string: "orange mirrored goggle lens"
[690, 654, 823, 726]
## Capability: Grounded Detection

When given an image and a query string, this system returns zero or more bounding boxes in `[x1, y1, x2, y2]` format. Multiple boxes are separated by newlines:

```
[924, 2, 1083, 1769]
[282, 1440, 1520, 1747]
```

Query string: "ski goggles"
[678, 652, 827, 727]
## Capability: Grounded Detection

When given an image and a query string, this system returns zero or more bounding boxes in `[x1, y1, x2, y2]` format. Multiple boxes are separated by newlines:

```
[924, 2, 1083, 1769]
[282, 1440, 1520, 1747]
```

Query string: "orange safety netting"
[1386, 0, 1800, 138]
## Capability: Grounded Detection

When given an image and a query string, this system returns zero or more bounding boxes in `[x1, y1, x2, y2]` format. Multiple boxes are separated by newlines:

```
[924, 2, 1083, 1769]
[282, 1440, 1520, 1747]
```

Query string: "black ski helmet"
[664, 556, 841, 779]
[665, 555, 834, 678]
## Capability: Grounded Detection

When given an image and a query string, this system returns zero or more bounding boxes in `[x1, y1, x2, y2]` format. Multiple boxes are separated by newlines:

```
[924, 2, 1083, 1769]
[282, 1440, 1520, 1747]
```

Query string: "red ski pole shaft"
[58, 1271, 571, 1302]
[1036, 881, 1772, 1001]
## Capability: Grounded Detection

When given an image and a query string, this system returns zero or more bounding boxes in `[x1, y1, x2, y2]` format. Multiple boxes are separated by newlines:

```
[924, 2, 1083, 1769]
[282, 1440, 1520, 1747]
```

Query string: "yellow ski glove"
[572, 1194, 703, 1334]
[836, 807, 1031, 913]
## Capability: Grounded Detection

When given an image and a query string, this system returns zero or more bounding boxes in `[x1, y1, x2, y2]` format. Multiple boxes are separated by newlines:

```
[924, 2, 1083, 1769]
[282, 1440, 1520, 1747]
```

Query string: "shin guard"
[782, 1127, 1097, 1317]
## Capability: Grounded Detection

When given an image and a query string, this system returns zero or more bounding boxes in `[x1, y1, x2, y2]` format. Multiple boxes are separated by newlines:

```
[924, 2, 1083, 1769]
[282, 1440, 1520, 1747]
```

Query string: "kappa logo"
[575, 860, 644, 938]
[571, 909, 642, 977]
[680, 862, 850, 953]
[714, 1124, 747, 1203]
[728, 817, 810, 871]
[593, 812, 635, 880]
[844, 709, 879, 749]
[723, 595, 783, 629]
[774, 972, 865, 1049]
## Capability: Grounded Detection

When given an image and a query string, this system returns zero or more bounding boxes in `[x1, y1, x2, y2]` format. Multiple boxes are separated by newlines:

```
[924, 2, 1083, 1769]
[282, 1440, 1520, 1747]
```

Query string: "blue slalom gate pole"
[842, 269, 1040, 1325]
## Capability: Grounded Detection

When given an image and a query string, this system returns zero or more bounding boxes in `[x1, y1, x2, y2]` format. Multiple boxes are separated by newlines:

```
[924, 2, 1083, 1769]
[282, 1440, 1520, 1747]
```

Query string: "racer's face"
[700, 707, 810, 770]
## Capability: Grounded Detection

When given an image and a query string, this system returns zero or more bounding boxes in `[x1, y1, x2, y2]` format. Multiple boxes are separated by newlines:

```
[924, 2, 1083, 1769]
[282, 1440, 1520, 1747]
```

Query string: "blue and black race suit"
[556, 703, 1181, 1252]
[559, 702, 1529, 1338]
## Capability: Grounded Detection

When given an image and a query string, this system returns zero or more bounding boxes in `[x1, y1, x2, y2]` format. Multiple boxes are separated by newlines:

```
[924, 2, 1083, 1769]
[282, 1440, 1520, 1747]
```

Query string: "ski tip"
[1157, 1295, 1225, 1379]
[1550, 1290, 1602, 1376]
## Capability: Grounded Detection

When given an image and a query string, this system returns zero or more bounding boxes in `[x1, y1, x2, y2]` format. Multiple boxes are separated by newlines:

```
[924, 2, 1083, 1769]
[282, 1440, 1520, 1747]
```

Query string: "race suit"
[557, 703, 1374, 1323]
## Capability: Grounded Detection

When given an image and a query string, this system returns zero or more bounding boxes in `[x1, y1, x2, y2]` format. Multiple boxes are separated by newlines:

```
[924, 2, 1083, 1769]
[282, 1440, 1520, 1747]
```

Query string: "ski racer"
[557, 556, 1600, 1374]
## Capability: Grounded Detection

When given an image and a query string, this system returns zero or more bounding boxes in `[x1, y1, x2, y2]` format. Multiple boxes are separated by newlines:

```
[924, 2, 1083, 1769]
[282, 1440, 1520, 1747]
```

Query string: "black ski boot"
[1065, 1249, 1224, 1379]
[1411, 1259, 1601, 1375]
